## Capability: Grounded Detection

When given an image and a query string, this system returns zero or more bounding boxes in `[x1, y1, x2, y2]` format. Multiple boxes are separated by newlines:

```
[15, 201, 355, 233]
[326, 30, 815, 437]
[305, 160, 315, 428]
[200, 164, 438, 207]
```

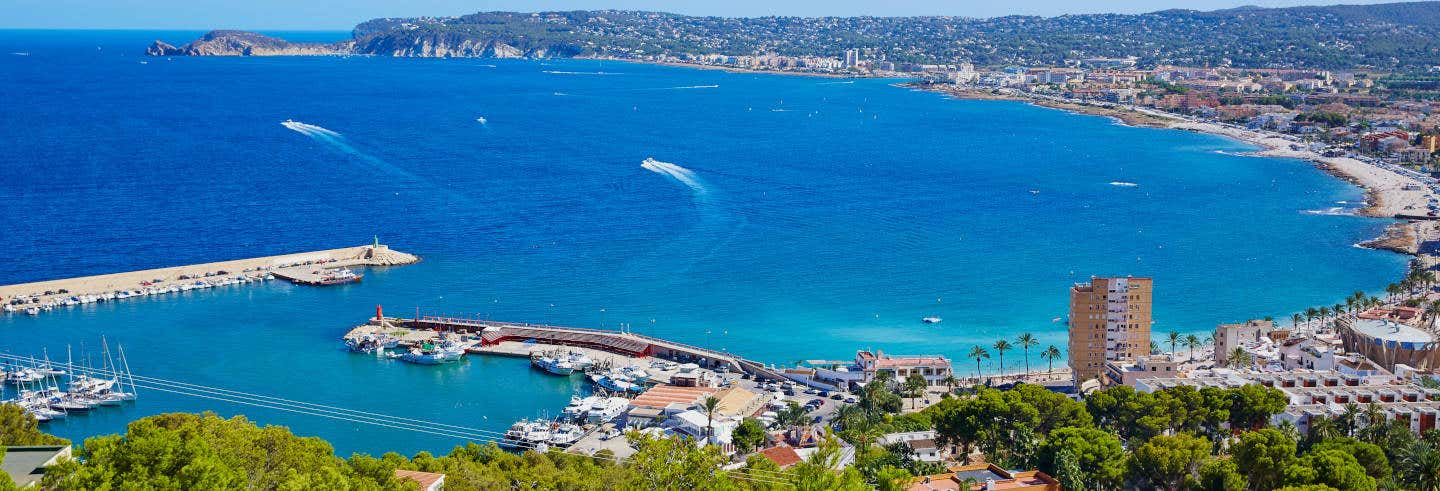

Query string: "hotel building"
[1068, 276, 1153, 386]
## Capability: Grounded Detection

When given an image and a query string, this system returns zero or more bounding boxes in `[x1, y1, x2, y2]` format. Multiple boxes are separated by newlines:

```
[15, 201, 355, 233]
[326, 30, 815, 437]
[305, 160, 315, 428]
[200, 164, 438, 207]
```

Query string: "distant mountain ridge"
[149, 2, 1440, 69]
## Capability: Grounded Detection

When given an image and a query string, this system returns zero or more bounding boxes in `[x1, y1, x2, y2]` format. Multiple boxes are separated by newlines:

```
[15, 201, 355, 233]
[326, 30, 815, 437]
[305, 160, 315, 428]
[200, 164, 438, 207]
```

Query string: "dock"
[2, 244, 419, 314]
[345, 314, 794, 383]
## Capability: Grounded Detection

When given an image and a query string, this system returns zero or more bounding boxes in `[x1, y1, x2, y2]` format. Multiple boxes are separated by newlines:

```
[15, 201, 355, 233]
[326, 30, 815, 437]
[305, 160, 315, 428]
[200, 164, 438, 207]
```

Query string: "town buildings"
[1215, 319, 1277, 366]
[1068, 277, 1153, 385]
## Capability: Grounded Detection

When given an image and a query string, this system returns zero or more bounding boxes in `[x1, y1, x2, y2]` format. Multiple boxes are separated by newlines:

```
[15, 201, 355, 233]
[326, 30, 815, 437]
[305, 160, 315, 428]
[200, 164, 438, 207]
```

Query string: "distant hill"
[151, 2, 1440, 69]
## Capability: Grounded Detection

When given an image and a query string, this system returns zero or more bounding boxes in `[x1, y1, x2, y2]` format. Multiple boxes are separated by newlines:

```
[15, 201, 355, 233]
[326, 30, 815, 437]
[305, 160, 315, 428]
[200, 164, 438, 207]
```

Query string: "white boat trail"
[1109, 181, 1139, 187]
[543, 70, 623, 75]
[641, 158, 707, 196]
[280, 120, 460, 202]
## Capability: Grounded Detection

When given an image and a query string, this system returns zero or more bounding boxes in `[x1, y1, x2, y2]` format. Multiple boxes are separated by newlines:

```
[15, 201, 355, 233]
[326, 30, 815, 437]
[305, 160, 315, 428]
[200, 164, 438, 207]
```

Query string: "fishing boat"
[398, 340, 464, 364]
[532, 356, 576, 376]
[585, 397, 629, 424]
[549, 424, 585, 447]
[345, 333, 395, 354]
[591, 373, 641, 393]
[315, 268, 362, 285]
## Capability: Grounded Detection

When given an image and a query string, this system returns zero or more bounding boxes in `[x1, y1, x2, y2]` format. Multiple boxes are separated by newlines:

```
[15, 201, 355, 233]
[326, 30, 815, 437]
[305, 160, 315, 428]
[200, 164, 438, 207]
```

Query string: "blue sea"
[0, 30, 1409, 455]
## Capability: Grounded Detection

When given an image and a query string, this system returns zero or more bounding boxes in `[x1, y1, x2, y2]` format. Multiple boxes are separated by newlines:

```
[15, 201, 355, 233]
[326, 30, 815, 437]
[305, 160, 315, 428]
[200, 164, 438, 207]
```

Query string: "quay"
[345, 313, 794, 383]
[2, 243, 419, 315]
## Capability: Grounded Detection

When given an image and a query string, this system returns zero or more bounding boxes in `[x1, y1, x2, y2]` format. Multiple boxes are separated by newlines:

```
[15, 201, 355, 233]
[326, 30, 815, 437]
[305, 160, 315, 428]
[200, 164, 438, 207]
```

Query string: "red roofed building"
[758, 445, 804, 469]
[908, 464, 1060, 491]
[855, 350, 954, 385]
[394, 469, 446, 491]
[625, 384, 721, 427]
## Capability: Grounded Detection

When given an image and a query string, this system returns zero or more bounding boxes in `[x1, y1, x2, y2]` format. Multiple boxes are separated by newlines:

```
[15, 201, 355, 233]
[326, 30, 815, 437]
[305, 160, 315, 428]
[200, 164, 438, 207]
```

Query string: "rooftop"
[393, 469, 445, 490]
[758, 445, 804, 469]
[628, 384, 719, 410]
[1, 446, 70, 489]
[1349, 319, 1435, 344]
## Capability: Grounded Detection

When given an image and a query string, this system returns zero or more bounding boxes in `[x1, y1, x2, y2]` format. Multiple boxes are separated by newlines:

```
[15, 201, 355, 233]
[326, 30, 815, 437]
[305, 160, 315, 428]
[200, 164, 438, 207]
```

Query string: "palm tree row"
[965, 332, 1063, 382]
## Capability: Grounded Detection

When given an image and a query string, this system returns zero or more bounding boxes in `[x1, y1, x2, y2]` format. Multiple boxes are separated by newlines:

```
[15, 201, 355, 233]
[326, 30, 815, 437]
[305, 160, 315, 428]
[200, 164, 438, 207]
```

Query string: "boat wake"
[818, 80, 855, 85]
[641, 158, 707, 196]
[280, 120, 434, 187]
[668, 84, 719, 90]
[1303, 207, 1353, 216]
[543, 70, 622, 75]
[1109, 181, 1139, 187]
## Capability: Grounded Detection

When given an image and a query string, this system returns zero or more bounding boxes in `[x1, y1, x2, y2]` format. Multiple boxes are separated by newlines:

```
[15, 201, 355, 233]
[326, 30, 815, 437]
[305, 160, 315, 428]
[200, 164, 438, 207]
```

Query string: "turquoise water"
[0, 30, 1408, 455]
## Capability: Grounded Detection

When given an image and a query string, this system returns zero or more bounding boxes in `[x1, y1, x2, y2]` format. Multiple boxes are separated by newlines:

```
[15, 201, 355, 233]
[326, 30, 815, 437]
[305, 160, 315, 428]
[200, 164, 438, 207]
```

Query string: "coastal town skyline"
[7, 1, 1440, 489]
[1, 0, 1403, 30]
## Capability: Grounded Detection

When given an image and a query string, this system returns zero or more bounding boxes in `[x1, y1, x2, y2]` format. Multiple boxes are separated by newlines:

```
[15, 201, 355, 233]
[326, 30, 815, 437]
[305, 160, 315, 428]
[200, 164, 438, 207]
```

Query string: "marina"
[0, 243, 418, 316]
[0, 341, 139, 423]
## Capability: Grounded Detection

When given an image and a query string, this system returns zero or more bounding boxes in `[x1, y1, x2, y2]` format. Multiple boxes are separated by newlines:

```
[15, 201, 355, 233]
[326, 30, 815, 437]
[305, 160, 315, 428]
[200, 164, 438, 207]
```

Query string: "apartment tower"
[1068, 276, 1153, 386]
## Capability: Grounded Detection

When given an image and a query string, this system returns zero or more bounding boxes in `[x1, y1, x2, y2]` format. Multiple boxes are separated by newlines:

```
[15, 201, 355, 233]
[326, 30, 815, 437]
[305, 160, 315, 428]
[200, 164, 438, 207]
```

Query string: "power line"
[0, 353, 798, 486]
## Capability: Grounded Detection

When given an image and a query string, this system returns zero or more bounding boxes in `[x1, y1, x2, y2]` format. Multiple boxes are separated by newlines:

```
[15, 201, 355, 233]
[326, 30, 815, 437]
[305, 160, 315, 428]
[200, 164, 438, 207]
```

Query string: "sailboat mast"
[118, 344, 137, 400]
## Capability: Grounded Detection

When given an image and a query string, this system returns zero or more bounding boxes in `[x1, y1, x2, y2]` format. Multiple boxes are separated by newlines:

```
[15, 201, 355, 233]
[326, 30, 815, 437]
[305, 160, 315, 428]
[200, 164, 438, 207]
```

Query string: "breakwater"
[2, 244, 418, 315]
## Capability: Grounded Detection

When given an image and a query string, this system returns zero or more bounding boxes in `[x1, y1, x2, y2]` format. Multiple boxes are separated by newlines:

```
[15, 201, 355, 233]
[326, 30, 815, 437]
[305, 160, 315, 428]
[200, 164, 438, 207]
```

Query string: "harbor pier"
[345, 314, 793, 382]
[2, 244, 419, 315]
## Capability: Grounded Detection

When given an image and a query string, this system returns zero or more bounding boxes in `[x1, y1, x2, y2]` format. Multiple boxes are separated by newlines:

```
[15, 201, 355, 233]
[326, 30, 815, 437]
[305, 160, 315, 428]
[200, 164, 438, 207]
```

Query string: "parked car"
[829, 393, 844, 400]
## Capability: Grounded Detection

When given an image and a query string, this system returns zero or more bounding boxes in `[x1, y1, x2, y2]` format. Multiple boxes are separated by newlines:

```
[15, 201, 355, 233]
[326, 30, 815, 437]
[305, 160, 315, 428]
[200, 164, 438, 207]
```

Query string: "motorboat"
[532, 356, 576, 376]
[921, 316, 943, 324]
[549, 424, 585, 446]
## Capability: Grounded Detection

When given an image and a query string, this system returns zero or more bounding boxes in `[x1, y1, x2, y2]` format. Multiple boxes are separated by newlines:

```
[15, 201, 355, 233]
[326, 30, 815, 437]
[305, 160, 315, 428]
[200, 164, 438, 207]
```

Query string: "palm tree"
[1306, 307, 1319, 324]
[1319, 306, 1332, 324]
[968, 345, 990, 379]
[1334, 303, 1345, 319]
[1388, 283, 1402, 303]
[1345, 296, 1357, 314]
[1227, 347, 1252, 369]
[1183, 334, 1201, 361]
[701, 395, 721, 444]
[992, 339, 1012, 377]
[1397, 441, 1440, 491]
[1041, 346, 1061, 375]
[1167, 331, 1181, 354]
[1017, 333, 1038, 378]
[1291, 313, 1303, 328]
[941, 374, 960, 394]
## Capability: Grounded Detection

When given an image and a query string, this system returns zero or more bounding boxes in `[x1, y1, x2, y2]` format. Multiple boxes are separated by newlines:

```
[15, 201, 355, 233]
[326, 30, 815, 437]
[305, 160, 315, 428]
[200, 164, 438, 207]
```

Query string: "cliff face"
[149, 28, 584, 58]
[147, 31, 353, 57]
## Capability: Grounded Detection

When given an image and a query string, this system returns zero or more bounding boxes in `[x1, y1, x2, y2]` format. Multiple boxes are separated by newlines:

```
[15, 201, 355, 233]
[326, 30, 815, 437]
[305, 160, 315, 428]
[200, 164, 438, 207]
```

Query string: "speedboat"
[922, 316, 943, 324]
[585, 397, 629, 423]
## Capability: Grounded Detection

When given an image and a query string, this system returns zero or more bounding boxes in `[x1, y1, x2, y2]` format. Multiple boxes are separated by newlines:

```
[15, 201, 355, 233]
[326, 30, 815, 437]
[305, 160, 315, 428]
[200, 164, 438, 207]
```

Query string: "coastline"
[905, 82, 1437, 258]
[593, 56, 869, 79]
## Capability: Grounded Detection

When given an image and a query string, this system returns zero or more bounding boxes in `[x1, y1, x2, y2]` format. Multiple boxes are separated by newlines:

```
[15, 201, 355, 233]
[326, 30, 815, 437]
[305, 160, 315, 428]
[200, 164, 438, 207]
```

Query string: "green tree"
[1041, 345, 1062, 375]
[993, 339, 1013, 376]
[1282, 449, 1377, 491]
[625, 431, 732, 490]
[1017, 333, 1039, 378]
[1038, 427, 1127, 490]
[732, 418, 767, 454]
[0, 446, 14, 491]
[968, 345, 990, 379]
[701, 395, 722, 444]
[1233, 428, 1299, 491]
[42, 412, 403, 490]
[1193, 457, 1248, 491]
[1396, 440, 1440, 491]
[1129, 433, 1211, 491]
[1229, 384, 1288, 430]
[0, 404, 68, 446]
[903, 373, 928, 410]
[1311, 437, 1390, 482]
[1168, 331, 1182, 355]
[874, 465, 914, 491]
